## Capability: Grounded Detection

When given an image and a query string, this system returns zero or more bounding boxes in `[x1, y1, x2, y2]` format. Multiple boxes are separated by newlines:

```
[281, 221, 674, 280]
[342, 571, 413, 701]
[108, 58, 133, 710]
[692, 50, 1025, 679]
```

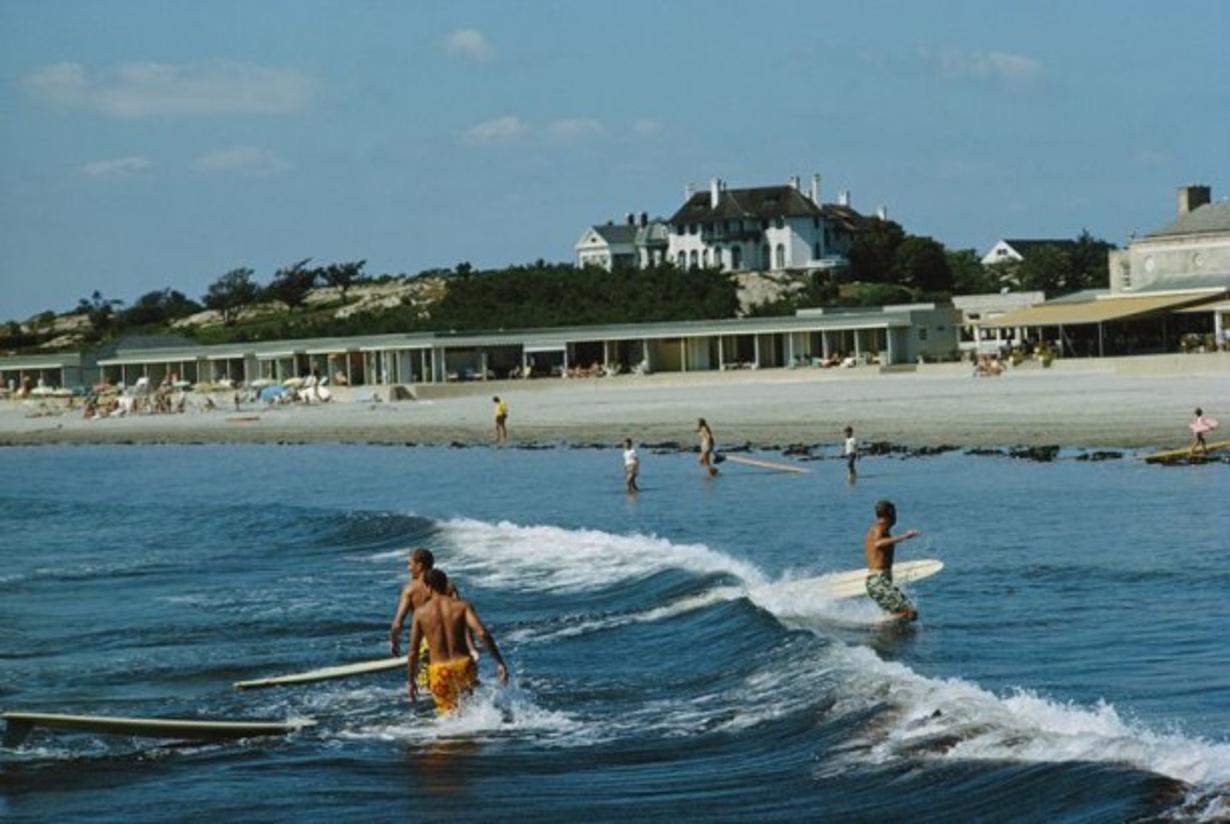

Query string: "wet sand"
[2, 356, 1227, 449]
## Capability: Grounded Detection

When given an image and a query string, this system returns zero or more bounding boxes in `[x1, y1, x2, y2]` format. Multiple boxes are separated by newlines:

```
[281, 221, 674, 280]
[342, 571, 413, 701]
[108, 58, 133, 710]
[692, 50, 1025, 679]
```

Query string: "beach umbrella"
[283, 377, 304, 388]
[260, 385, 287, 402]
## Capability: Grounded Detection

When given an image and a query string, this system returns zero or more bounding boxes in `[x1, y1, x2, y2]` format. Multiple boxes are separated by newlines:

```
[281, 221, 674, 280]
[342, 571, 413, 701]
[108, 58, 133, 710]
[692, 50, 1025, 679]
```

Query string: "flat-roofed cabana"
[0, 352, 83, 391]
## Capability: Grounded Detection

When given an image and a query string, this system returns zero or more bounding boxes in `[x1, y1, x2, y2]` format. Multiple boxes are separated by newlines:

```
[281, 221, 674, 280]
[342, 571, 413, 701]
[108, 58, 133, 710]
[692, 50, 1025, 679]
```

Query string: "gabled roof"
[668, 186, 826, 225]
[1146, 201, 1230, 238]
[589, 224, 638, 244]
[1000, 239, 1078, 254]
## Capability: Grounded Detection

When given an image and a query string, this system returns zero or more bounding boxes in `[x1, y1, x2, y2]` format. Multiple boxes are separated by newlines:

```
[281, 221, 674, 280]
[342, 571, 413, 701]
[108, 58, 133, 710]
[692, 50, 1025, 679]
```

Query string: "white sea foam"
[430, 517, 767, 593]
[813, 643, 1230, 814]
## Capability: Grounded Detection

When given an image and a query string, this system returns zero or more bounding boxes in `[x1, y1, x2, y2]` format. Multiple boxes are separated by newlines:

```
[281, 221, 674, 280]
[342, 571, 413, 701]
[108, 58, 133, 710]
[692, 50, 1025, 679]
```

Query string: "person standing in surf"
[864, 499, 920, 622]
[1190, 407, 1218, 457]
[493, 396, 509, 444]
[408, 569, 509, 713]
[623, 437, 640, 493]
[843, 425, 858, 482]
[696, 418, 719, 477]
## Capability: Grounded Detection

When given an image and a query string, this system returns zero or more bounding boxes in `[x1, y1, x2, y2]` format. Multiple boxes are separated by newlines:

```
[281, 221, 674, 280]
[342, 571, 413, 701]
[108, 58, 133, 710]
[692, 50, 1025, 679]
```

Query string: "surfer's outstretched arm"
[389, 585, 413, 656]
[465, 606, 508, 685]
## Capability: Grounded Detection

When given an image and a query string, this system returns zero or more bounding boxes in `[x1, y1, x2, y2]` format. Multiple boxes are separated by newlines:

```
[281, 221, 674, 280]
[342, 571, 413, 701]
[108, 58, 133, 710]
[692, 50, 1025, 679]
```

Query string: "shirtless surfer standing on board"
[409, 569, 509, 713]
[864, 499, 920, 622]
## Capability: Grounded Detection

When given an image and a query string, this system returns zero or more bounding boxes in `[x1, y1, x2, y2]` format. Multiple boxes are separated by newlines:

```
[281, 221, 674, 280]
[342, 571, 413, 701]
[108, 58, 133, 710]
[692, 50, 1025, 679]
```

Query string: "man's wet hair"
[411, 548, 435, 568]
[874, 499, 896, 518]
[424, 568, 449, 594]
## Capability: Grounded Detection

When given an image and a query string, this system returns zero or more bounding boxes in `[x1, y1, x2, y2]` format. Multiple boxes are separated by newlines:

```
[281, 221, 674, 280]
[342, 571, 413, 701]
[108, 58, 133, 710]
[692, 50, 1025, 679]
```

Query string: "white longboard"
[754, 559, 944, 602]
[234, 655, 407, 690]
[722, 454, 811, 474]
[2, 712, 315, 746]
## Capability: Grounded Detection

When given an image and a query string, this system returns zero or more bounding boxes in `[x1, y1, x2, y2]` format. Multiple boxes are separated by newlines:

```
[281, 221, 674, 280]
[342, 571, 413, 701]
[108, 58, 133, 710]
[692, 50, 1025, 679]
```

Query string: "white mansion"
[576, 174, 873, 272]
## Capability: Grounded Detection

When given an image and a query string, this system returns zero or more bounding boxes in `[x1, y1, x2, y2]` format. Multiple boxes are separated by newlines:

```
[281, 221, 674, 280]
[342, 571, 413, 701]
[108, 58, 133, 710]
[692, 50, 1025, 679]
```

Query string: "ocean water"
[0, 444, 1227, 822]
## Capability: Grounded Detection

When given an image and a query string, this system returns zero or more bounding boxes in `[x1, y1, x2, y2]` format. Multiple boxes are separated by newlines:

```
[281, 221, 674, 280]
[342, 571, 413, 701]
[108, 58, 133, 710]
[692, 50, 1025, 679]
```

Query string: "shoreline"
[3, 357, 1227, 451]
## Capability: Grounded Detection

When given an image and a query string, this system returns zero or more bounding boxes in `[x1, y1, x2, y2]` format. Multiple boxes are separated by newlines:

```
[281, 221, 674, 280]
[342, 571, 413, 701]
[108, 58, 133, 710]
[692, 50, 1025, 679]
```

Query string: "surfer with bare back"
[864, 499, 920, 622]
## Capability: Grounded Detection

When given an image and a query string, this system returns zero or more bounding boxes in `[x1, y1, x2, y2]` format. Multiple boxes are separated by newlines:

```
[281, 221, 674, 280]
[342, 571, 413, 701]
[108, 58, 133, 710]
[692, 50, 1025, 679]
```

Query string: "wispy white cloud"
[463, 115, 529, 144]
[81, 156, 151, 179]
[633, 119, 662, 136]
[920, 48, 1041, 88]
[546, 118, 606, 142]
[22, 61, 316, 117]
[193, 146, 289, 175]
[444, 29, 494, 62]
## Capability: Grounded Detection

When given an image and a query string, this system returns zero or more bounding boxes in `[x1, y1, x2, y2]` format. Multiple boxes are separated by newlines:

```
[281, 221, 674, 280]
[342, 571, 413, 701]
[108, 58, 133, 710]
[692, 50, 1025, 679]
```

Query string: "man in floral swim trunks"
[408, 569, 508, 713]
[864, 499, 921, 622]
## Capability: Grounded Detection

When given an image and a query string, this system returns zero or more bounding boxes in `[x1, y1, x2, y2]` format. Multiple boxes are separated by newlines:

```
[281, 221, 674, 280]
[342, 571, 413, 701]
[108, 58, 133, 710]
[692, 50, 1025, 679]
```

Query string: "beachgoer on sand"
[864, 499, 921, 622]
[408, 569, 508, 714]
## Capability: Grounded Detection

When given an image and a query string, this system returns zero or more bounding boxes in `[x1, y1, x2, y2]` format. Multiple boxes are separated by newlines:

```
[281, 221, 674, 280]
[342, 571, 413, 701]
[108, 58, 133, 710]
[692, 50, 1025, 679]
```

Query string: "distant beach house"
[575, 213, 670, 271]
[666, 175, 867, 273]
[980, 238, 1078, 268]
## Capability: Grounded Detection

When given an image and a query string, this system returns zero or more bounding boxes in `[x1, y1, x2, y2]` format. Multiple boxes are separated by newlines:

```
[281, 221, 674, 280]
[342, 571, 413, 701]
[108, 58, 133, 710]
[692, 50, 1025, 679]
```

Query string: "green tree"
[322, 260, 366, 303]
[77, 290, 124, 336]
[895, 235, 952, 292]
[1067, 229, 1115, 291]
[204, 268, 259, 326]
[1015, 245, 1073, 294]
[947, 249, 1000, 294]
[848, 218, 905, 283]
[268, 258, 318, 312]
[122, 288, 201, 327]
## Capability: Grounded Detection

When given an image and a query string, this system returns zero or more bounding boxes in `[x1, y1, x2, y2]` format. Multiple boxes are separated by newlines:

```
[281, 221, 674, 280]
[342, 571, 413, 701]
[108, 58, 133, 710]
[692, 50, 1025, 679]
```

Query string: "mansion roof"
[1147, 201, 1230, 238]
[669, 185, 831, 225]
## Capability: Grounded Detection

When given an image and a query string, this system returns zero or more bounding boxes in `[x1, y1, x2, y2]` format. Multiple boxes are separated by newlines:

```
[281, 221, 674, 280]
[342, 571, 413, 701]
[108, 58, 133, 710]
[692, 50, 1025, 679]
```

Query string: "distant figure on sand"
[493, 396, 509, 444]
[696, 418, 718, 477]
[864, 499, 920, 622]
[623, 438, 640, 493]
[1190, 407, 1219, 457]
[408, 569, 508, 714]
[843, 426, 859, 481]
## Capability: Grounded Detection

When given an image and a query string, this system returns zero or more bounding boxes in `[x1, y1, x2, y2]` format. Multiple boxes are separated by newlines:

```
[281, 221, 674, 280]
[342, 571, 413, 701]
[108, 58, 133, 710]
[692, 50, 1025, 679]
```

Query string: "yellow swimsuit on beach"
[427, 656, 478, 714]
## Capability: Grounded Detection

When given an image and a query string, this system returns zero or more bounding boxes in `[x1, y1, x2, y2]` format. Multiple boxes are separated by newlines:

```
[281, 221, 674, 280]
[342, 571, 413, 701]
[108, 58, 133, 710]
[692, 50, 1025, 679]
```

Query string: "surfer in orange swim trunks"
[408, 569, 508, 713]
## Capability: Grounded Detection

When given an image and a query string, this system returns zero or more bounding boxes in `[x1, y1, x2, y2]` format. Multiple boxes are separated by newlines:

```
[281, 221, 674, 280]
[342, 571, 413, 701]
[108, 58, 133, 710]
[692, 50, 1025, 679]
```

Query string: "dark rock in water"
[782, 443, 813, 457]
[513, 442, 553, 450]
[569, 442, 607, 450]
[864, 440, 910, 457]
[914, 445, 959, 457]
[449, 441, 469, 449]
[965, 447, 1006, 456]
[404, 441, 417, 447]
[641, 441, 682, 451]
[1008, 445, 1060, 462]
[723, 442, 753, 453]
[1075, 450, 1123, 462]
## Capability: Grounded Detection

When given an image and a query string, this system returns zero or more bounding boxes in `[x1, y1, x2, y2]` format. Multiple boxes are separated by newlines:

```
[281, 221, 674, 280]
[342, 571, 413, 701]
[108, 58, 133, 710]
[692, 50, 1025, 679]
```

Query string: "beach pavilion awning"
[522, 342, 568, 354]
[978, 292, 1224, 328]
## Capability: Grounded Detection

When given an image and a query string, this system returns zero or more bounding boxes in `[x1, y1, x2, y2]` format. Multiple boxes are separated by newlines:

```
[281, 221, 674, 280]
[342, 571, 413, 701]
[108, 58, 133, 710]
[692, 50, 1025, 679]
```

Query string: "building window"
[760, 244, 770, 268]
[918, 327, 928, 341]
[775, 217, 784, 230]
[676, 251, 686, 268]
[814, 242, 821, 260]
[689, 224, 697, 235]
[731, 245, 742, 270]
[775, 244, 786, 269]
[689, 250, 699, 269]
[703, 249, 711, 267]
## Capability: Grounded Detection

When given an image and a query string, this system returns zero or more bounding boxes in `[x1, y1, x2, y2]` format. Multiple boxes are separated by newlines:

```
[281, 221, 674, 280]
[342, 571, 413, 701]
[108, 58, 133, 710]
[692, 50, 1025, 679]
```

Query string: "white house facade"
[1108, 185, 1230, 293]
[666, 175, 866, 273]
[575, 223, 638, 270]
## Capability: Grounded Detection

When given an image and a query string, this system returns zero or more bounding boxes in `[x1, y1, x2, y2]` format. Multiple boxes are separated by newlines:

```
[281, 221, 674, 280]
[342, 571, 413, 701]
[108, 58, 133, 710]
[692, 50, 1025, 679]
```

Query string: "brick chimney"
[1177, 184, 1211, 216]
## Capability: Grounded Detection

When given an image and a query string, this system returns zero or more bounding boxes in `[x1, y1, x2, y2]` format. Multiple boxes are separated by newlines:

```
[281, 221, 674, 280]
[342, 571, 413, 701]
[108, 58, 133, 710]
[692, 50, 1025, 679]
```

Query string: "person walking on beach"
[493, 396, 509, 444]
[864, 499, 920, 622]
[843, 426, 859, 482]
[408, 569, 509, 714]
[1190, 407, 1218, 457]
[623, 437, 640, 493]
[696, 418, 718, 477]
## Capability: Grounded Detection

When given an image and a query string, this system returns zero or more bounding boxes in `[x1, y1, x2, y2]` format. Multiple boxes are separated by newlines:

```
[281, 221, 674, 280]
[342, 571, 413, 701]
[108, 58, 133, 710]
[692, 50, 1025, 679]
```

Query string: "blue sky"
[1, 0, 1227, 320]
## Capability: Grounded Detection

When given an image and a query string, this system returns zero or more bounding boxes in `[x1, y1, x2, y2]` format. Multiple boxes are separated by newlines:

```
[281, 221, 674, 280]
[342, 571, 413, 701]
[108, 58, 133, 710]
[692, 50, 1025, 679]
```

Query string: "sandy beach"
[3, 355, 1227, 450]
